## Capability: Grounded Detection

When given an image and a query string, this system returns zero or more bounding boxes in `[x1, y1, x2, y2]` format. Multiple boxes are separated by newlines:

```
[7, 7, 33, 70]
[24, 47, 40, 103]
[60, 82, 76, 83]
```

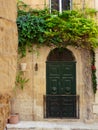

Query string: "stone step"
[7, 121, 98, 130]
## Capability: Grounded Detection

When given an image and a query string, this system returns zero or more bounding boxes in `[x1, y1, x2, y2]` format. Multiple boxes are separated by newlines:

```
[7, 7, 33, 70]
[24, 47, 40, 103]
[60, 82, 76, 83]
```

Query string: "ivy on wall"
[91, 51, 97, 93]
[17, 1, 98, 57]
[17, 1, 98, 93]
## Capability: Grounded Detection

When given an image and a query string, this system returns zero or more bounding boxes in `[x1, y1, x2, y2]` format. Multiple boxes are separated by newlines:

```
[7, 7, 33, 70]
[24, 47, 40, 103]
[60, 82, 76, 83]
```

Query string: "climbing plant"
[17, 1, 98, 93]
[17, 1, 98, 57]
[91, 51, 97, 93]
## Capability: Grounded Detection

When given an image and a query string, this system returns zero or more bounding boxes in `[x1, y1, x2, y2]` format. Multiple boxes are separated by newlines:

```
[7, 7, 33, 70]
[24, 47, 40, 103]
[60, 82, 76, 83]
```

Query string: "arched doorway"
[45, 48, 79, 118]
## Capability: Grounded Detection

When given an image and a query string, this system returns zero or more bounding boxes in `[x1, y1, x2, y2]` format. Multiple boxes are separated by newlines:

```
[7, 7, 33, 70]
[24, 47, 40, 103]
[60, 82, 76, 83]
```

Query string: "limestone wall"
[0, 0, 18, 94]
[22, 0, 49, 9]
[22, 0, 95, 10]
[12, 53, 34, 120]
[0, 0, 17, 22]
[0, 0, 18, 129]
[94, 0, 98, 10]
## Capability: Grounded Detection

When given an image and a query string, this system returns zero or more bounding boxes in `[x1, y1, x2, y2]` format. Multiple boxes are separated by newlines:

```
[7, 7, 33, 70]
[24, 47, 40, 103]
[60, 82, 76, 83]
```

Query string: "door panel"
[62, 63, 75, 76]
[46, 96, 61, 118]
[47, 64, 60, 77]
[46, 95, 77, 118]
[62, 77, 73, 94]
[61, 96, 76, 117]
[47, 77, 60, 95]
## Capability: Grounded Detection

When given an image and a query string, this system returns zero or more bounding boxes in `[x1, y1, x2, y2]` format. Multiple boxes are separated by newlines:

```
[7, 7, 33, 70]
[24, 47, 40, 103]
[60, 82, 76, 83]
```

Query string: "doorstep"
[7, 121, 98, 130]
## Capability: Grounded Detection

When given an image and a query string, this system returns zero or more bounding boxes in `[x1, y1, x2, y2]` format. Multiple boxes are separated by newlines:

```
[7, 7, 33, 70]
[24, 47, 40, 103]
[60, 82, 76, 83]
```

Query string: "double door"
[46, 61, 76, 118]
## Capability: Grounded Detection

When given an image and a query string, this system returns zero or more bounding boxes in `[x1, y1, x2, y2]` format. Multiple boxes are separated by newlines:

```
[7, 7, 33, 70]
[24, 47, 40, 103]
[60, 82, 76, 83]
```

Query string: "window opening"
[49, 0, 72, 13]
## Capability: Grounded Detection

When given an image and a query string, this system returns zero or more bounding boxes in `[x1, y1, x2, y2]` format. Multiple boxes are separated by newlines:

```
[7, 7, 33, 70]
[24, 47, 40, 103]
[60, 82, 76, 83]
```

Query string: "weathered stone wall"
[72, 0, 94, 9]
[81, 49, 94, 122]
[0, 0, 18, 93]
[22, 0, 49, 9]
[22, 0, 95, 10]
[95, 0, 98, 10]
[0, 0, 18, 129]
[12, 53, 34, 120]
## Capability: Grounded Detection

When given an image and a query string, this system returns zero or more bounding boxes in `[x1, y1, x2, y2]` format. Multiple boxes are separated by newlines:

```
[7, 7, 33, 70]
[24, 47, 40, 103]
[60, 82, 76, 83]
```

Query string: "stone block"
[0, 0, 17, 21]
[0, 17, 18, 93]
[0, 19, 18, 54]
[93, 103, 98, 114]
[23, 0, 48, 9]
[0, 55, 17, 93]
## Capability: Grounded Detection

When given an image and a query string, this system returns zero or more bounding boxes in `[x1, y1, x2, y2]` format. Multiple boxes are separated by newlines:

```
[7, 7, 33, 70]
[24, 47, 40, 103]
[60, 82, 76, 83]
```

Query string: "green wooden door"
[46, 61, 76, 118]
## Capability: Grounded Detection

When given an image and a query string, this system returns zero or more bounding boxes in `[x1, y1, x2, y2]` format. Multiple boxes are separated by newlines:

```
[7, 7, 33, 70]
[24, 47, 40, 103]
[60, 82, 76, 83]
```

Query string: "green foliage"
[91, 51, 97, 93]
[17, 14, 47, 57]
[15, 72, 29, 90]
[17, 1, 98, 94]
[84, 8, 97, 16]
[17, 1, 98, 57]
[17, 0, 32, 16]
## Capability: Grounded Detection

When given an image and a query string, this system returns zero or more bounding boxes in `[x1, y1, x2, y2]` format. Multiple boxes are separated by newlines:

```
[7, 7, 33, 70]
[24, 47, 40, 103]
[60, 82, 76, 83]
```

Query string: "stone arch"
[47, 47, 76, 61]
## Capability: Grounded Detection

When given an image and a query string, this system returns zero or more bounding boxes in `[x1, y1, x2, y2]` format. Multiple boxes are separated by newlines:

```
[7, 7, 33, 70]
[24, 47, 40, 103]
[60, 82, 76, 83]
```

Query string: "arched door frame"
[45, 47, 79, 118]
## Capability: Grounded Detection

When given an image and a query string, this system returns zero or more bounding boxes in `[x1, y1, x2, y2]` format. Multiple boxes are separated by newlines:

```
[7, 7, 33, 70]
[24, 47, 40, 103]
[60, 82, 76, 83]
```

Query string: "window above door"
[49, 0, 72, 13]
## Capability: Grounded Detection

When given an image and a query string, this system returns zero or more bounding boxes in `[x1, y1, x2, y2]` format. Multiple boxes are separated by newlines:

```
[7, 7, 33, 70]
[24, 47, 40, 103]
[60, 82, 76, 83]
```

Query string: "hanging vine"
[17, 1, 98, 93]
[17, 1, 98, 57]
[91, 51, 97, 93]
